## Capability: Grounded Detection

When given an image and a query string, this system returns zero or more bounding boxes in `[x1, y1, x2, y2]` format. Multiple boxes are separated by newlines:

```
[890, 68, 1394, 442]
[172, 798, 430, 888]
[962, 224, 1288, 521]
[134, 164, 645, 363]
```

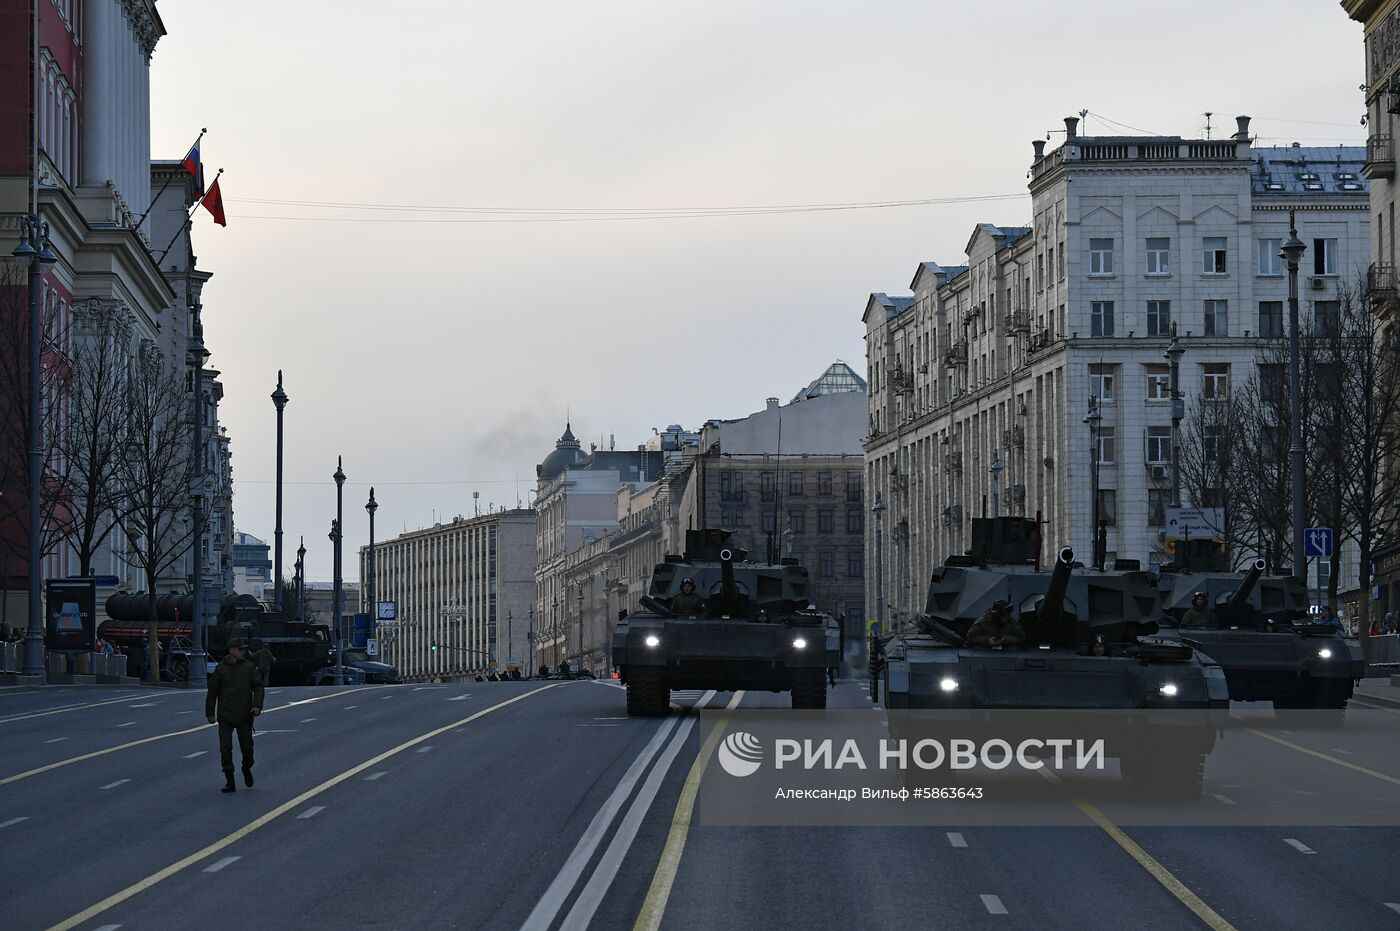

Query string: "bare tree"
[116, 344, 195, 683]
[59, 300, 135, 576]
[1306, 295, 1352, 608]
[1178, 383, 1252, 561]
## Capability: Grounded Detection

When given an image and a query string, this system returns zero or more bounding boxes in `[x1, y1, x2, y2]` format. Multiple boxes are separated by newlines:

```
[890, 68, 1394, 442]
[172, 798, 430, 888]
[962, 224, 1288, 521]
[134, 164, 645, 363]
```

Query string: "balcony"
[1364, 135, 1394, 180]
[944, 340, 968, 367]
[1368, 263, 1398, 316]
[1001, 312, 1030, 335]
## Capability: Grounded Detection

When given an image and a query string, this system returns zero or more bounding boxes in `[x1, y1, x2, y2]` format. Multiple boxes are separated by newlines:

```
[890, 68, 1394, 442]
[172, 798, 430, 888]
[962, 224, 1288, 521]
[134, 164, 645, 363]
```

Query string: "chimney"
[1234, 115, 1251, 140]
[1064, 116, 1079, 141]
[766, 396, 780, 412]
[1032, 139, 1046, 161]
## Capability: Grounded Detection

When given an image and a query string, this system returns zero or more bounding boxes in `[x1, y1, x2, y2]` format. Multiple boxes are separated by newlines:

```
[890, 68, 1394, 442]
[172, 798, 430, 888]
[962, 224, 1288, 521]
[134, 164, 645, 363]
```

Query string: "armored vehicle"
[873, 517, 1229, 796]
[612, 529, 830, 715]
[1157, 543, 1363, 709]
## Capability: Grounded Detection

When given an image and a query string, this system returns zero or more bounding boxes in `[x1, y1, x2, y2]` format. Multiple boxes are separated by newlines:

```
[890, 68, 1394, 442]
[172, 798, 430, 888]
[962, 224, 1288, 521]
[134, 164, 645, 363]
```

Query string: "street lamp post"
[1280, 215, 1308, 582]
[1165, 325, 1185, 508]
[575, 587, 583, 671]
[332, 456, 346, 684]
[1085, 397, 1104, 570]
[365, 487, 378, 657]
[271, 372, 288, 610]
[551, 596, 559, 667]
[871, 492, 886, 633]
[188, 316, 210, 685]
[990, 457, 1004, 519]
[12, 215, 57, 679]
[295, 537, 306, 622]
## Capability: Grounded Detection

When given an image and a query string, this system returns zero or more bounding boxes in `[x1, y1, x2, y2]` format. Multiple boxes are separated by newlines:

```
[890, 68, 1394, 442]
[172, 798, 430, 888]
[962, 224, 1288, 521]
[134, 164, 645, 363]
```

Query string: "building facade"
[231, 532, 272, 602]
[364, 509, 536, 681]
[865, 116, 1368, 630]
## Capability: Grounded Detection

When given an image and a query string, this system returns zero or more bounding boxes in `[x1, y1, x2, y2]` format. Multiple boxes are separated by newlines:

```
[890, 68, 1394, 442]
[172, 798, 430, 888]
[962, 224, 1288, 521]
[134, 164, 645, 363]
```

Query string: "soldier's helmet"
[1192, 591, 1208, 606]
[991, 598, 1012, 615]
[681, 578, 695, 589]
[227, 637, 248, 649]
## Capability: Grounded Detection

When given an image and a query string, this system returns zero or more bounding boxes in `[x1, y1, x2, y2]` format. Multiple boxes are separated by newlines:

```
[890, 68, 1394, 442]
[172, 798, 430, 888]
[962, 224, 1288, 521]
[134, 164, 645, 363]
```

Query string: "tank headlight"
[644, 635, 660, 648]
[1317, 648, 1332, 659]
[939, 677, 958, 692]
[1159, 683, 1179, 697]
[792, 638, 807, 649]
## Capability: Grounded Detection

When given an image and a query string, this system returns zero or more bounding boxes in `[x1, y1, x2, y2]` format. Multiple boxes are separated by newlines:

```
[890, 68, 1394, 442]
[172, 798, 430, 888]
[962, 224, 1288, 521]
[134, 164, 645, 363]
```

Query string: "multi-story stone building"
[231, 532, 272, 601]
[363, 509, 536, 681]
[865, 116, 1368, 628]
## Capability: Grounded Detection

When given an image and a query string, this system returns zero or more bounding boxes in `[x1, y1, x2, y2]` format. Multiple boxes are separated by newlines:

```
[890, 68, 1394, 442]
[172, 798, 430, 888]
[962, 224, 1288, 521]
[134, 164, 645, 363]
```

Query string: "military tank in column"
[612, 529, 831, 715]
[874, 517, 1229, 797]
[1157, 542, 1363, 709]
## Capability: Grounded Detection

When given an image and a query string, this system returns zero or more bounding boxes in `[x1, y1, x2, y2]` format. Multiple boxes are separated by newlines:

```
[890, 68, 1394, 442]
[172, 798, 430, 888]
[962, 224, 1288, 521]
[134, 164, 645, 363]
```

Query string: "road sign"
[366, 639, 379, 657]
[376, 601, 397, 621]
[1164, 506, 1224, 540]
[1304, 527, 1334, 558]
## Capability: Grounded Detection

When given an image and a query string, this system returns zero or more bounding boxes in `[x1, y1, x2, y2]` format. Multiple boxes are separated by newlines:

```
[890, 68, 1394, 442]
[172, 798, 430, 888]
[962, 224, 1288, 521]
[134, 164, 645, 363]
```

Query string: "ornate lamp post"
[365, 487, 378, 655]
[990, 457, 1004, 518]
[295, 537, 306, 622]
[1085, 397, 1104, 570]
[1280, 216, 1308, 582]
[332, 455, 346, 684]
[271, 373, 288, 609]
[1165, 326, 1185, 508]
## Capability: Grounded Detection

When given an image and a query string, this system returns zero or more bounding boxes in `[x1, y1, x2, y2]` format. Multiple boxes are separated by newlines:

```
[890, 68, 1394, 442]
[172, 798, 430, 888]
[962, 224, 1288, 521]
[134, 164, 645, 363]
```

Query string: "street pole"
[872, 492, 886, 633]
[575, 587, 583, 670]
[12, 216, 56, 680]
[1166, 325, 1185, 508]
[188, 310, 209, 684]
[271, 372, 288, 610]
[990, 457, 1004, 519]
[1085, 397, 1103, 570]
[295, 537, 306, 621]
[365, 487, 378, 657]
[1281, 217, 1308, 582]
[332, 455, 346, 684]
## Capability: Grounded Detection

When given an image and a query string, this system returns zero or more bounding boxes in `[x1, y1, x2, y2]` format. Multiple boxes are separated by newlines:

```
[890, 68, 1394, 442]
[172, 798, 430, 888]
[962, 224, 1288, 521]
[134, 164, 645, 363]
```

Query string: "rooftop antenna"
[1079, 108, 1088, 134]
[473, 491, 480, 517]
[1203, 112, 1213, 140]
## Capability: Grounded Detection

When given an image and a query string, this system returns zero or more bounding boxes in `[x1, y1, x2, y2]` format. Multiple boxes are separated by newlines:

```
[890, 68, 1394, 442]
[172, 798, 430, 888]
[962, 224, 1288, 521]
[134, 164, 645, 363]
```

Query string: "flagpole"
[135, 128, 206, 233]
[156, 167, 222, 266]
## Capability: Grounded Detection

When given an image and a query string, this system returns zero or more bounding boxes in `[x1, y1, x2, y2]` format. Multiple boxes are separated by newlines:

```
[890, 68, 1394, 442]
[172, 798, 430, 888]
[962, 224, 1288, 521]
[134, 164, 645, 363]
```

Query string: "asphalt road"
[2, 679, 1399, 930]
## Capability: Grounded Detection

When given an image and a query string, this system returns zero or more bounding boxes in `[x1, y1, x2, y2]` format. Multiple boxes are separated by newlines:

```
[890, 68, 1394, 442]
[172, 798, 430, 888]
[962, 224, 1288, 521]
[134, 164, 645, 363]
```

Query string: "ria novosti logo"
[717, 731, 764, 777]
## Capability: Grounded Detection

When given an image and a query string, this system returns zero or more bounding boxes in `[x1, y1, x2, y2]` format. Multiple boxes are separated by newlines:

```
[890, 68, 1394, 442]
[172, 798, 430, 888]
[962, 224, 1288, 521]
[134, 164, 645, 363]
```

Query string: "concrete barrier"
[1369, 634, 1400, 666]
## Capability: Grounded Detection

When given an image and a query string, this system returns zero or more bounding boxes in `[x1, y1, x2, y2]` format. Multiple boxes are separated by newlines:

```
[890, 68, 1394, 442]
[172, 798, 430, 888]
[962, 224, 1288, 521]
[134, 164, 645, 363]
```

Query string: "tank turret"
[1224, 558, 1267, 615]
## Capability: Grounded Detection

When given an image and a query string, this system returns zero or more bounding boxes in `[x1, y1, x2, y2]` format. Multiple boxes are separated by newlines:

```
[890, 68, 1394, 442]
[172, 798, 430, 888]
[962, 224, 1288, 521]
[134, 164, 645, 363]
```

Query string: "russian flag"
[181, 140, 204, 195]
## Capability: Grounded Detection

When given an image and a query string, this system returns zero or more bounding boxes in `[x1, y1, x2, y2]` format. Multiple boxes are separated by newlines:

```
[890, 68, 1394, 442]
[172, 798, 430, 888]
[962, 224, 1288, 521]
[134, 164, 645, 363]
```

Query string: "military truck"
[612, 529, 831, 715]
[873, 517, 1229, 797]
[1157, 542, 1363, 709]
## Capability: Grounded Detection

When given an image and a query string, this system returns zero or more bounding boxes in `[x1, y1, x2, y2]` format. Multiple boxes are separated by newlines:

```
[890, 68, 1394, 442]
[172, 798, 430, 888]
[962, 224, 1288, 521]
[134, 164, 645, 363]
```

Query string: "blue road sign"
[1304, 527, 1333, 559]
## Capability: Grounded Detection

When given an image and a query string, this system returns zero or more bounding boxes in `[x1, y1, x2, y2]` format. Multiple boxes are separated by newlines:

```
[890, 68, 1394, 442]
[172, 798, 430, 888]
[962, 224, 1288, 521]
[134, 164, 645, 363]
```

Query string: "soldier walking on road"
[254, 640, 276, 686]
[206, 637, 264, 794]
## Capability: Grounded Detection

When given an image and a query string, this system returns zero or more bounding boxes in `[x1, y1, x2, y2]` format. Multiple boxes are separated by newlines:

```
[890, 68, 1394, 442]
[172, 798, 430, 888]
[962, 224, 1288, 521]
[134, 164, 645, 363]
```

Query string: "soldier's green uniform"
[255, 644, 276, 684]
[1180, 606, 1217, 627]
[966, 608, 1025, 648]
[206, 644, 265, 791]
[671, 579, 705, 615]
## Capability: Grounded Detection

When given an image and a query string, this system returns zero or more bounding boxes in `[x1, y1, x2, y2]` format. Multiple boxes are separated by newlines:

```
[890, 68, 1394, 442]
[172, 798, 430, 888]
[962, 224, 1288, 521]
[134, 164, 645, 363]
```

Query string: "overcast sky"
[148, 0, 1366, 584]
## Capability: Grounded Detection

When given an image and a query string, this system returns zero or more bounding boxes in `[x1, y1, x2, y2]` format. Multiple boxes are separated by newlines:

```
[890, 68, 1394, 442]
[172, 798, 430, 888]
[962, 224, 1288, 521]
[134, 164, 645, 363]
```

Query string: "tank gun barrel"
[1036, 546, 1075, 630]
[1225, 558, 1268, 613]
[718, 546, 739, 615]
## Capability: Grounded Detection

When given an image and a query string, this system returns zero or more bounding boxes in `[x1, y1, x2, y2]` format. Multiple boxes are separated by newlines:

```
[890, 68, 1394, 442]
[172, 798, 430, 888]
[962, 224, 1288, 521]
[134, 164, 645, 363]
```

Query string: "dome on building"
[537, 422, 585, 480]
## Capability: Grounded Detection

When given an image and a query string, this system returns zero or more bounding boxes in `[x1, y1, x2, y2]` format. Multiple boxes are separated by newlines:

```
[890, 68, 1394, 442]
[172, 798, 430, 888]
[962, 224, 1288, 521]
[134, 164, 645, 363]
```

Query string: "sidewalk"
[1353, 676, 1400, 708]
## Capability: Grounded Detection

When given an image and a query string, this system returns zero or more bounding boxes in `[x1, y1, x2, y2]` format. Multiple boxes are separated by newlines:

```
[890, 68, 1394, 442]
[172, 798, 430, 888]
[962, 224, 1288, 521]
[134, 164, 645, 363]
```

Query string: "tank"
[611, 529, 831, 715]
[874, 517, 1230, 797]
[1156, 545, 1364, 709]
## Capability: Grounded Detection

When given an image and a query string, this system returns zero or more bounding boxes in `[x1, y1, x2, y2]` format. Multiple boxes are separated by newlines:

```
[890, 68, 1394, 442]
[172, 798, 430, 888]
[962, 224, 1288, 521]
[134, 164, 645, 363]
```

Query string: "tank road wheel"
[791, 669, 827, 710]
[626, 668, 669, 717]
[1120, 749, 1205, 801]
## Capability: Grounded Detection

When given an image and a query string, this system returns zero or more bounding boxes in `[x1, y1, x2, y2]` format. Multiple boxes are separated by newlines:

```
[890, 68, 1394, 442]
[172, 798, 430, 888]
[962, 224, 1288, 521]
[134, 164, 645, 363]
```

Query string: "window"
[1146, 300, 1171, 337]
[1258, 301, 1284, 338]
[817, 471, 833, 496]
[762, 511, 777, 533]
[1145, 364, 1170, 400]
[1203, 426, 1223, 464]
[1258, 239, 1282, 276]
[789, 509, 805, 534]
[818, 509, 834, 534]
[1146, 237, 1170, 275]
[761, 472, 775, 501]
[1096, 489, 1118, 526]
[1089, 363, 1115, 402]
[1202, 363, 1229, 400]
[720, 470, 744, 501]
[1090, 238, 1114, 275]
[1203, 237, 1228, 274]
[846, 509, 863, 534]
[1148, 489, 1168, 527]
[819, 551, 835, 578]
[1094, 426, 1116, 464]
[1314, 300, 1339, 336]
[1147, 427, 1172, 464]
[1259, 363, 1285, 407]
[1037, 254, 1045, 290]
[847, 550, 864, 578]
[1313, 239, 1338, 276]
[1204, 300, 1228, 337]
[1091, 301, 1115, 337]
[788, 471, 803, 496]
[845, 471, 862, 502]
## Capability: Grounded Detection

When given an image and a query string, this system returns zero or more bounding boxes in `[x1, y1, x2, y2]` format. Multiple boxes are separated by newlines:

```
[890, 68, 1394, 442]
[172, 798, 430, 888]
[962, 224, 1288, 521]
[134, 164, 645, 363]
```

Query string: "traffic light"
[430, 641, 438, 652]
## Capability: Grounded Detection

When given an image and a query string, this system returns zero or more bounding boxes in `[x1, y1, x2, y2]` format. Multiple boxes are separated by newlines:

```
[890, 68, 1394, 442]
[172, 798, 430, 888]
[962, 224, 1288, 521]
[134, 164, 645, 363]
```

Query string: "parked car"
[311, 665, 367, 686]
[338, 649, 401, 684]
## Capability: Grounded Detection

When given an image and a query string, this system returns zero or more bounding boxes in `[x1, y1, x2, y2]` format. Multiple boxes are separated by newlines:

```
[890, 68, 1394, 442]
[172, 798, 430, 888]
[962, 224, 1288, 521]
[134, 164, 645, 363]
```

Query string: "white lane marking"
[343, 705, 358, 710]
[297, 806, 326, 820]
[1284, 838, 1316, 854]
[1385, 903, 1400, 916]
[947, 832, 967, 848]
[578, 723, 620, 727]
[44, 737, 69, 743]
[115, 722, 137, 728]
[980, 894, 1008, 915]
[412, 686, 446, 691]
[365, 771, 387, 781]
[586, 679, 625, 690]
[521, 709, 694, 931]
[447, 694, 472, 701]
[202, 856, 240, 873]
[594, 717, 628, 721]
[184, 751, 207, 759]
[176, 710, 196, 714]
[100, 779, 130, 790]
[0, 816, 29, 829]
[382, 695, 394, 700]
[300, 718, 316, 723]
[93, 925, 121, 931]
[266, 690, 281, 694]
[415, 746, 433, 753]
[1330, 748, 1355, 756]
[560, 692, 728, 930]
[128, 703, 157, 708]
[1212, 794, 1237, 806]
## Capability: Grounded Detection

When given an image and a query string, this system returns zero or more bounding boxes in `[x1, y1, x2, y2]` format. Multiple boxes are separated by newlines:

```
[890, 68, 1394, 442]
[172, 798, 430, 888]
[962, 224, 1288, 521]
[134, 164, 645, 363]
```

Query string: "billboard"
[46, 578, 96, 653]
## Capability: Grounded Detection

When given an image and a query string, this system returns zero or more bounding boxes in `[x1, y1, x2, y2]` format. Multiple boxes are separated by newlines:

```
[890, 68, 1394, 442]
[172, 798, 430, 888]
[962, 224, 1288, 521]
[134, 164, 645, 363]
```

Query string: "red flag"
[201, 178, 227, 227]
